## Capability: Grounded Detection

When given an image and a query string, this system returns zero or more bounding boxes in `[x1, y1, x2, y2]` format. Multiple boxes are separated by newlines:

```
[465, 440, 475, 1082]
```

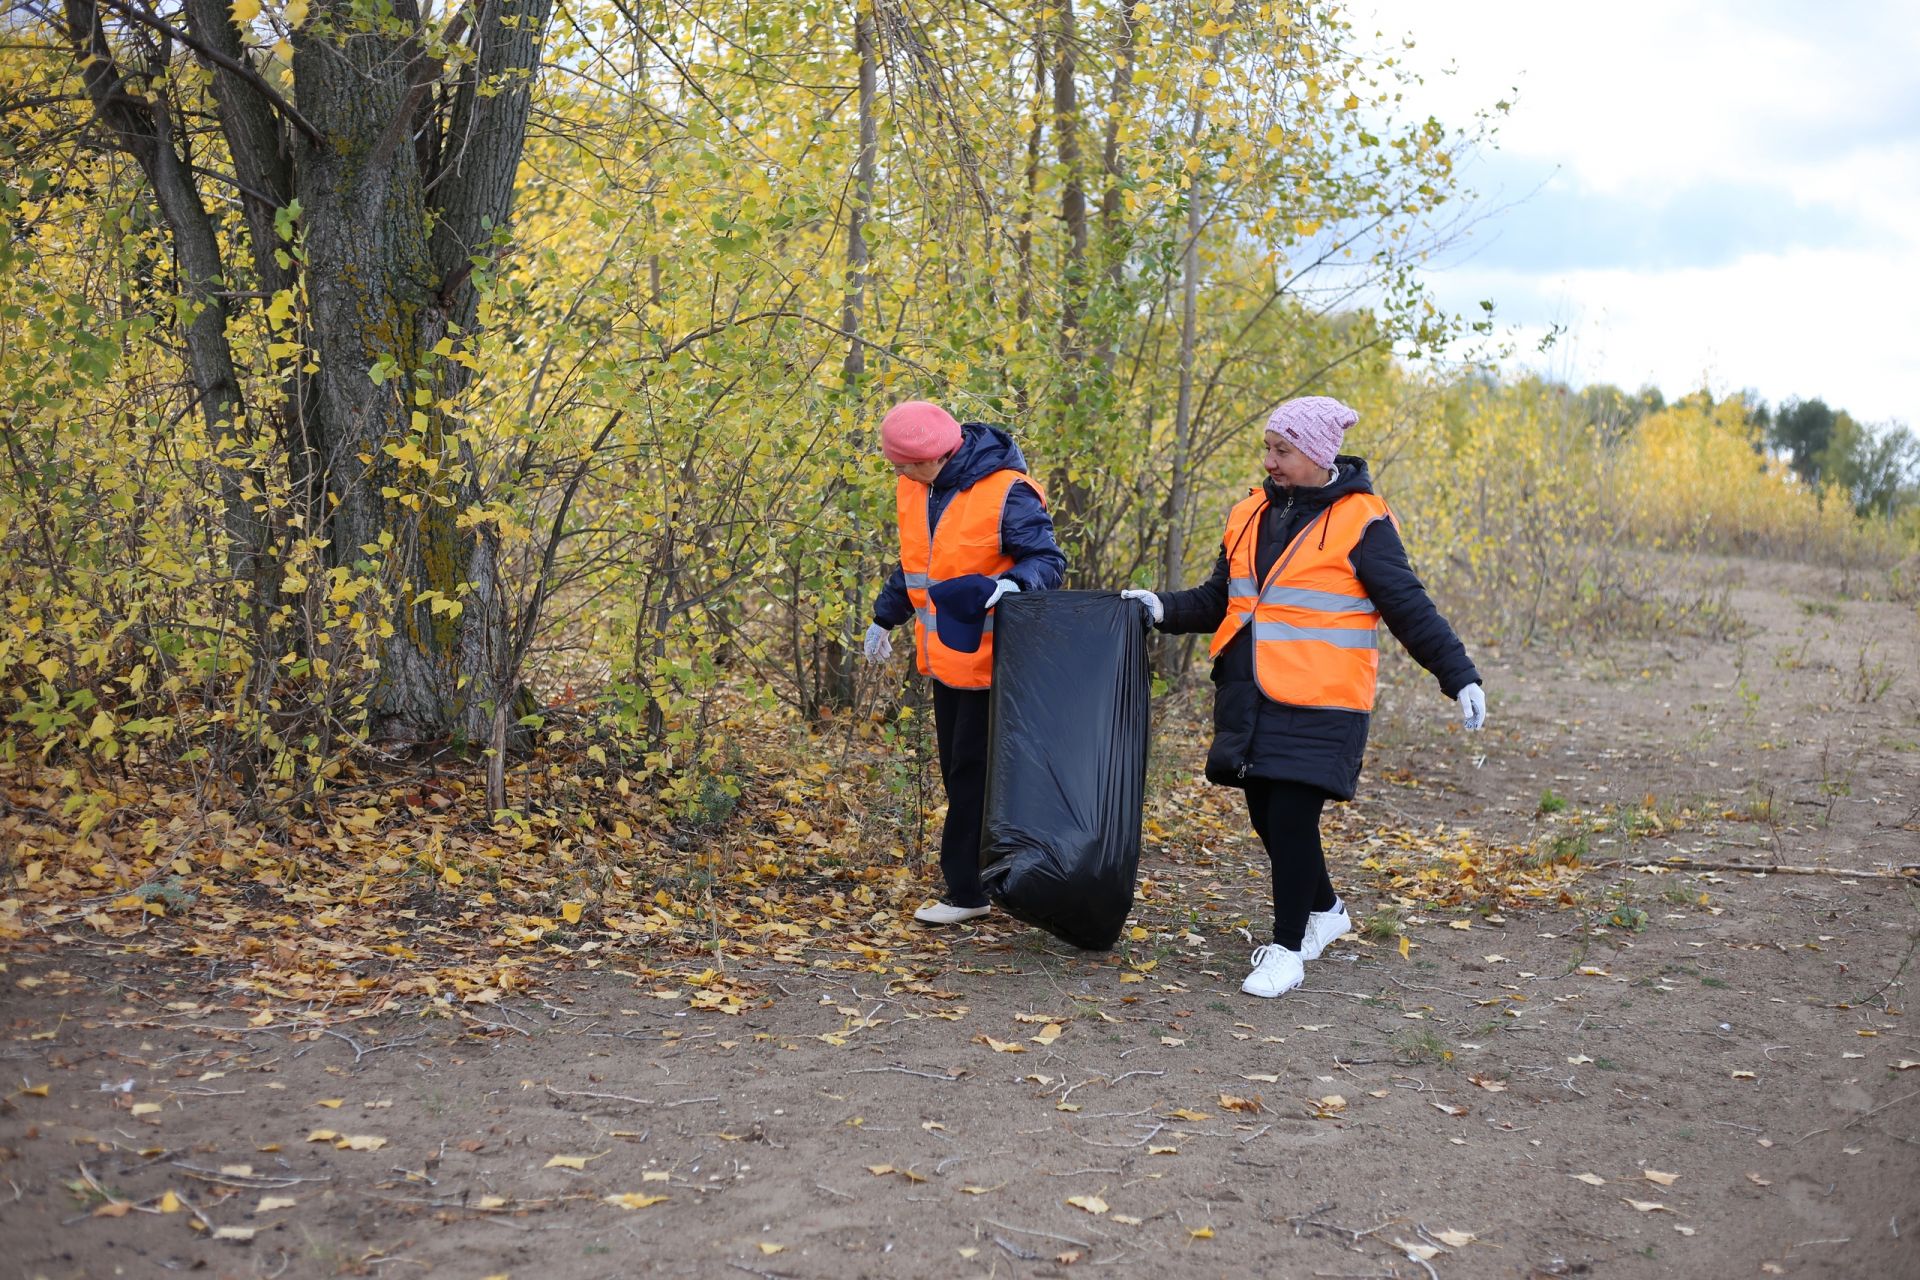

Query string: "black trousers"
[1243, 778, 1338, 949]
[931, 682, 992, 907]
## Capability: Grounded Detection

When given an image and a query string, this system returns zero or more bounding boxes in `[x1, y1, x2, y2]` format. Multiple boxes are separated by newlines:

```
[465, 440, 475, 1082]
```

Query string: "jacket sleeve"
[998, 480, 1067, 592]
[873, 566, 914, 629]
[1155, 548, 1231, 636]
[1354, 518, 1481, 698]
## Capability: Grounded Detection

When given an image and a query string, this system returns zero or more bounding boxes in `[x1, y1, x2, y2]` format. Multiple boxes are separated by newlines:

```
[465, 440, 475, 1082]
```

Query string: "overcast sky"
[1360, 0, 1919, 424]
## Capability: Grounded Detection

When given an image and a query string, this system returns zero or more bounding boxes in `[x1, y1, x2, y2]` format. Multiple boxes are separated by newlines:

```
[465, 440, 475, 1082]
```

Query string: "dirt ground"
[3, 554, 1917, 1280]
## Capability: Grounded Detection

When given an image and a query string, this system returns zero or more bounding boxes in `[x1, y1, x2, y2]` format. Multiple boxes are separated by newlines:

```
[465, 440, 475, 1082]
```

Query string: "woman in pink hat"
[1120, 396, 1486, 998]
[865, 401, 1065, 925]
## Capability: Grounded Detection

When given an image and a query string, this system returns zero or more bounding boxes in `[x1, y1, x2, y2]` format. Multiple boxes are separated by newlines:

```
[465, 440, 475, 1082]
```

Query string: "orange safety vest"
[1208, 488, 1395, 712]
[896, 468, 1045, 689]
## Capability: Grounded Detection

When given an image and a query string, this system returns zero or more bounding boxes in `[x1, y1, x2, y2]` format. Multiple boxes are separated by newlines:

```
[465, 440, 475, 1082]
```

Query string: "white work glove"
[862, 622, 894, 663]
[1120, 588, 1163, 625]
[984, 578, 1021, 609]
[1457, 682, 1486, 731]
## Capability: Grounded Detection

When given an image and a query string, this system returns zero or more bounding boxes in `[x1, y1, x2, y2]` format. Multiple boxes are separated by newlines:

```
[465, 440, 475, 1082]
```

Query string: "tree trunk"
[820, 8, 878, 713]
[1094, 3, 1138, 379]
[1162, 127, 1205, 594]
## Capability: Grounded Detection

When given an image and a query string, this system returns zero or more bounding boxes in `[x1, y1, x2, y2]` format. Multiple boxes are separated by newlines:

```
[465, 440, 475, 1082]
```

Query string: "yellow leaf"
[158, 1190, 182, 1213]
[255, 1196, 297, 1213]
[214, 1227, 255, 1242]
[757, 1243, 785, 1255]
[642, 1171, 670, 1183]
[1167, 1108, 1209, 1122]
[315, 1098, 343, 1109]
[1449, 919, 1472, 930]
[1644, 1170, 1679, 1186]
[1189, 1226, 1215, 1239]
[1434, 1229, 1476, 1247]
[305, 1129, 338, 1143]
[1572, 1173, 1605, 1186]
[131, 1102, 162, 1116]
[230, 0, 260, 27]
[603, 1193, 668, 1209]
[1030, 1023, 1063, 1046]
[1624, 1199, 1668, 1213]
[1128, 926, 1148, 941]
[1066, 1195, 1108, 1215]
[1398, 934, 1411, 960]
[1147, 1145, 1178, 1155]
[544, 1153, 600, 1170]
[978, 1035, 1026, 1053]
[866, 1164, 895, 1176]
[561, 901, 583, 925]
[337, 1135, 386, 1151]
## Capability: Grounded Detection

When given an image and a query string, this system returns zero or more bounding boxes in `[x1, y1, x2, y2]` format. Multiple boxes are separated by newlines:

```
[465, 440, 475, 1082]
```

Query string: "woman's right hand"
[1119, 589, 1163, 626]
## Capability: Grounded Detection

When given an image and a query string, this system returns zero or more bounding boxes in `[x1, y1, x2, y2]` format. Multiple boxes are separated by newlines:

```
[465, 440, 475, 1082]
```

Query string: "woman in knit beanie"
[864, 401, 1066, 925]
[1121, 395, 1487, 998]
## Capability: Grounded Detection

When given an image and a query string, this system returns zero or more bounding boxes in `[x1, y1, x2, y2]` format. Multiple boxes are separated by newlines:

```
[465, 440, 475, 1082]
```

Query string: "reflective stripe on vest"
[1208, 488, 1395, 712]
[896, 468, 1045, 689]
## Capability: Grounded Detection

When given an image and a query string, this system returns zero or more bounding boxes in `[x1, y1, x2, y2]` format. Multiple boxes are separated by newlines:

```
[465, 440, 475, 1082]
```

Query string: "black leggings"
[1243, 778, 1338, 949]
[931, 682, 991, 908]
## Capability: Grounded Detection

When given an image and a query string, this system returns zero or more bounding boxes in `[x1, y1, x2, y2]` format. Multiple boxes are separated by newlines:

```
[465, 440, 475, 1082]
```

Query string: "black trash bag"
[978, 590, 1151, 950]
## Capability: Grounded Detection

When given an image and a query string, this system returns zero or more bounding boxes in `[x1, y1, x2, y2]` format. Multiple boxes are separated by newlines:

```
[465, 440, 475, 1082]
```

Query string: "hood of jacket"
[934, 424, 1030, 493]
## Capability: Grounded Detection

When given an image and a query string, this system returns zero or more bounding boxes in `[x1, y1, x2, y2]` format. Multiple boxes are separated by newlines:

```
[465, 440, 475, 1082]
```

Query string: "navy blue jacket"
[1156, 457, 1479, 799]
[874, 424, 1066, 629]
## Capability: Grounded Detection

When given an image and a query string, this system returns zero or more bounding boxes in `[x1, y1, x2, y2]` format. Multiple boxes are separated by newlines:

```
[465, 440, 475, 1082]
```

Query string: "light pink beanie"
[1266, 396, 1359, 469]
[879, 401, 963, 464]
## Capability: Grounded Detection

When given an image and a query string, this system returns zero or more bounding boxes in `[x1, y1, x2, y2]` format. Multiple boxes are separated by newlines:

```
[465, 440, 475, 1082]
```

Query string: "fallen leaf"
[1219, 1093, 1263, 1113]
[1189, 1226, 1215, 1239]
[561, 901, 584, 925]
[1112, 1213, 1143, 1225]
[337, 1135, 386, 1152]
[130, 1103, 162, 1116]
[315, 1098, 344, 1109]
[866, 1164, 895, 1176]
[1567, 1055, 1594, 1065]
[756, 1243, 784, 1256]
[1160, 1036, 1186, 1047]
[1644, 1170, 1679, 1186]
[959, 1185, 998, 1195]
[1241, 1073, 1280, 1084]
[158, 1190, 182, 1213]
[1449, 919, 1473, 931]
[1397, 1240, 1442, 1261]
[305, 1129, 337, 1143]
[977, 1035, 1026, 1054]
[958, 1248, 979, 1259]
[213, 1226, 255, 1242]
[1166, 1108, 1209, 1122]
[1147, 1145, 1178, 1155]
[544, 1152, 604, 1170]
[1013, 1012, 1061, 1024]
[1731, 1070, 1757, 1080]
[1434, 1229, 1476, 1247]
[1056, 1250, 1083, 1265]
[1468, 1075, 1507, 1093]
[1066, 1195, 1109, 1215]
[1578, 966, 1609, 977]
[255, 1197, 297, 1213]
[1624, 1199, 1668, 1213]
[92, 1203, 130, 1218]
[1312, 1094, 1347, 1114]
[218, 1164, 254, 1178]
[1572, 1173, 1606, 1186]
[1674, 1225, 1696, 1236]
[1431, 1102, 1468, 1117]
[1746, 1173, 1772, 1187]
[603, 1193, 668, 1209]
[1896, 1061, 1919, 1071]
[1397, 935, 1411, 960]
[1030, 1023, 1064, 1047]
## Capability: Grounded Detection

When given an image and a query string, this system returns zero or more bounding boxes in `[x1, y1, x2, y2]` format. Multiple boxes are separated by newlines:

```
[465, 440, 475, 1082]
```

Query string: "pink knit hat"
[879, 400, 963, 465]
[1265, 396, 1359, 469]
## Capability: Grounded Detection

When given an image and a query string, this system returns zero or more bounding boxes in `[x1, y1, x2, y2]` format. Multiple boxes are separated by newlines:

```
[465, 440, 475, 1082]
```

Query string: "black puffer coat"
[1157, 457, 1480, 799]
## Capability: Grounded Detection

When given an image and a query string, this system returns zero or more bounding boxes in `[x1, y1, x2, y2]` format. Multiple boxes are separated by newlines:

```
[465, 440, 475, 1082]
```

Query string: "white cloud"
[1357, 0, 1920, 421]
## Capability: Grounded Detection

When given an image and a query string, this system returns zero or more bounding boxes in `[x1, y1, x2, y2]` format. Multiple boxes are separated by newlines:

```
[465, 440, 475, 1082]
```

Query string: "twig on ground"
[1597, 858, 1917, 881]
[546, 1086, 656, 1108]
[847, 1065, 962, 1082]
[994, 1235, 1042, 1261]
[982, 1218, 1092, 1249]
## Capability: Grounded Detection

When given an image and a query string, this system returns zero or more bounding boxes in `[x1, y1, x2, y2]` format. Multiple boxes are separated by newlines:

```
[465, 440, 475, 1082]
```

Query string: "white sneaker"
[1300, 901, 1352, 961]
[913, 901, 991, 925]
[1241, 944, 1305, 998]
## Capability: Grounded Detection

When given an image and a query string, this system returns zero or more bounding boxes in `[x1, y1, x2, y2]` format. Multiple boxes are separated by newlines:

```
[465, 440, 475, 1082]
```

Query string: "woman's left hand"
[1457, 683, 1486, 731]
